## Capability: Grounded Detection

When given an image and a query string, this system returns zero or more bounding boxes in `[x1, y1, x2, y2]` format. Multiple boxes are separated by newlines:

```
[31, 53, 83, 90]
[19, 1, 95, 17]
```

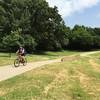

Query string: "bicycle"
[14, 56, 27, 67]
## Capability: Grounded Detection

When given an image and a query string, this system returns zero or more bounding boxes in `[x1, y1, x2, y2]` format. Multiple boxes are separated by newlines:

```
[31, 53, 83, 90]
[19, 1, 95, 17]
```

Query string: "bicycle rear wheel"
[14, 59, 20, 67]
[23, 58, 27, 66]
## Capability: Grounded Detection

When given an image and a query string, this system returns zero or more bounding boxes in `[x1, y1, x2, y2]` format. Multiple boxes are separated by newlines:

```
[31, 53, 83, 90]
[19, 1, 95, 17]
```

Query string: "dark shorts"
[20, 53, 25, 56]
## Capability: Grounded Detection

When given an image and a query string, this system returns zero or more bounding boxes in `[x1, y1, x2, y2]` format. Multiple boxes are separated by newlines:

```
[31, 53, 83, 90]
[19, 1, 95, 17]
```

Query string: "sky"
[46, 0, 100, 28]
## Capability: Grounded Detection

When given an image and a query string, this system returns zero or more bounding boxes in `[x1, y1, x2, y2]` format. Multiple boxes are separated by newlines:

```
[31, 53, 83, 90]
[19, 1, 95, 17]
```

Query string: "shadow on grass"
[32, 50, 79, 56]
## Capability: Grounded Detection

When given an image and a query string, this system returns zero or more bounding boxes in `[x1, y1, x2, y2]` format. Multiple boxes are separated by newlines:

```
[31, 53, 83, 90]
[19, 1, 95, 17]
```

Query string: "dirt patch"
[95, 83, 100, 92]
[61, 55, 80, 62]
[71, 71, 91, 89]
[0, 90, 6, 96]
[76, 71, 99, 97]
[43, 69, 68, 95]
[89, 59, 100, 72]
[77, 72, 90, 87]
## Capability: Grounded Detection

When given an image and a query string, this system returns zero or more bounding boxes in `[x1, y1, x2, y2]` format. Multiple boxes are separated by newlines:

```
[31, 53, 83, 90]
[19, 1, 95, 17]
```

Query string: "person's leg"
[18, 54, 22, 62]
[21, 55, 25, 63]
[22, 56, 25, 63]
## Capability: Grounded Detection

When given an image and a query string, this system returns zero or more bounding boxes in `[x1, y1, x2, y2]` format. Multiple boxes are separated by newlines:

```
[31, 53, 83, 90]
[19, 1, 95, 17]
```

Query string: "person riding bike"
[16, 46, 26, 63]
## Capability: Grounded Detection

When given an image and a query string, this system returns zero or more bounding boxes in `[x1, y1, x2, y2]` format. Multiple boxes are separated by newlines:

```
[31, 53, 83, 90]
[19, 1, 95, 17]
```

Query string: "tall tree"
[68, 25, 94, 50]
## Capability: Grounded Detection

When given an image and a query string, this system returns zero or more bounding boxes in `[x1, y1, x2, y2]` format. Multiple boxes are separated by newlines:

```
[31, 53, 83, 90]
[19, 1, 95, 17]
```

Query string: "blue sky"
[47, 0, 100, 28]
[66, 3, 100, 28]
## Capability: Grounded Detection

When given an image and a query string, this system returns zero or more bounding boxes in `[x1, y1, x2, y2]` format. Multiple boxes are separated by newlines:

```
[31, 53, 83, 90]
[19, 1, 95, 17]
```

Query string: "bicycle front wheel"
[14, 59, 20, 67]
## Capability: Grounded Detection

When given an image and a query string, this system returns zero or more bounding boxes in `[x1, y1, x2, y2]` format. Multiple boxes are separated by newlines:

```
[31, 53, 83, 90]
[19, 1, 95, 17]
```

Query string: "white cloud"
[47, 0, 72, 17]
[47, 0, 100, 18]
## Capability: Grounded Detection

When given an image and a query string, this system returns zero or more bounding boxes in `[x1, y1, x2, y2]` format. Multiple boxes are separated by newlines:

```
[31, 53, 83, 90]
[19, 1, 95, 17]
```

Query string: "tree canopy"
[0, 0, 100, 52]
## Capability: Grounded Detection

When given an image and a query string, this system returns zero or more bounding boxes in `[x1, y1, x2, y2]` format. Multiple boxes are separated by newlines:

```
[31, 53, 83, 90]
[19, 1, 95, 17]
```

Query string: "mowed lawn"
[0, 52, 100, 100]
[0, 50, 79, 66]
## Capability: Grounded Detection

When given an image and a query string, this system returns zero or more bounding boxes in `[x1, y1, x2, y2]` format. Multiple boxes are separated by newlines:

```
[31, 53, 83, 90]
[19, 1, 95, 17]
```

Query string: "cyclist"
[16, 46, 26, 63]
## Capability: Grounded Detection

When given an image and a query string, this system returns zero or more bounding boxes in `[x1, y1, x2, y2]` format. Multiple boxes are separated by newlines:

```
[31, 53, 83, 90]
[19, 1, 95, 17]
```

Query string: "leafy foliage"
[0, 0, 68, 52]
[68, 25, 94, 50]
[0, 0, 100, 52]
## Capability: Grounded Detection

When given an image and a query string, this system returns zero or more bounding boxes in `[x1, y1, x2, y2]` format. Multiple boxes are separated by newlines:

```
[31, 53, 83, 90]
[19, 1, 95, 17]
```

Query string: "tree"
[23, 35, 37, 53]
[2, 29, 24, 52]
[93, 36, 100, 48]
[1, 0, 100, 52]
[68, 25, 94, 50]
[0, 0, 68, 51]
[94, 28, 100, 36]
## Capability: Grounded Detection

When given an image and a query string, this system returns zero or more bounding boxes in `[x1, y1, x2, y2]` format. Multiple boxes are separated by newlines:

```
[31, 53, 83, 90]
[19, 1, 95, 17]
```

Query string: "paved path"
[0, 59, 61, 82]
[80, 51, 100, 57]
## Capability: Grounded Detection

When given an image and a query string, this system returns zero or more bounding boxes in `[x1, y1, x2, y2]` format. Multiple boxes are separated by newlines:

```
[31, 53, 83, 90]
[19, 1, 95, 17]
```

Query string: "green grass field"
[0, 50, 79, 66]
[0, 51, 100, 100]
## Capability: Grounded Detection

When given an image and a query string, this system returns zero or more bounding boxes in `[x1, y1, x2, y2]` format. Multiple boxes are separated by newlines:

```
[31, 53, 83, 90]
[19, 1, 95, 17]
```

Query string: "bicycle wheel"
[23, 58, 27, 66]
[14, 59, 20, 67]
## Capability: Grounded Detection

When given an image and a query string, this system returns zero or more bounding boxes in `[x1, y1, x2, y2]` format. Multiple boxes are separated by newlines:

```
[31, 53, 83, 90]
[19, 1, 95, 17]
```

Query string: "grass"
[88, 52, 100, 65]
[0, 52, 100, 99]
[0, 50, 79, 66]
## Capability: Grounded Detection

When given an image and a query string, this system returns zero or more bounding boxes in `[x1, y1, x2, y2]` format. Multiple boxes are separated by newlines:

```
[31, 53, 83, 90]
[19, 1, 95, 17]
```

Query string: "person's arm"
[16, 50, 19, 54]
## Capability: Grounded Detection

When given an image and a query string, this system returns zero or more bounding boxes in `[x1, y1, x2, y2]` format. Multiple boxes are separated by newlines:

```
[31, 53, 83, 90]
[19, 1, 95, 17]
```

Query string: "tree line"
[0, 0, 100, 53]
